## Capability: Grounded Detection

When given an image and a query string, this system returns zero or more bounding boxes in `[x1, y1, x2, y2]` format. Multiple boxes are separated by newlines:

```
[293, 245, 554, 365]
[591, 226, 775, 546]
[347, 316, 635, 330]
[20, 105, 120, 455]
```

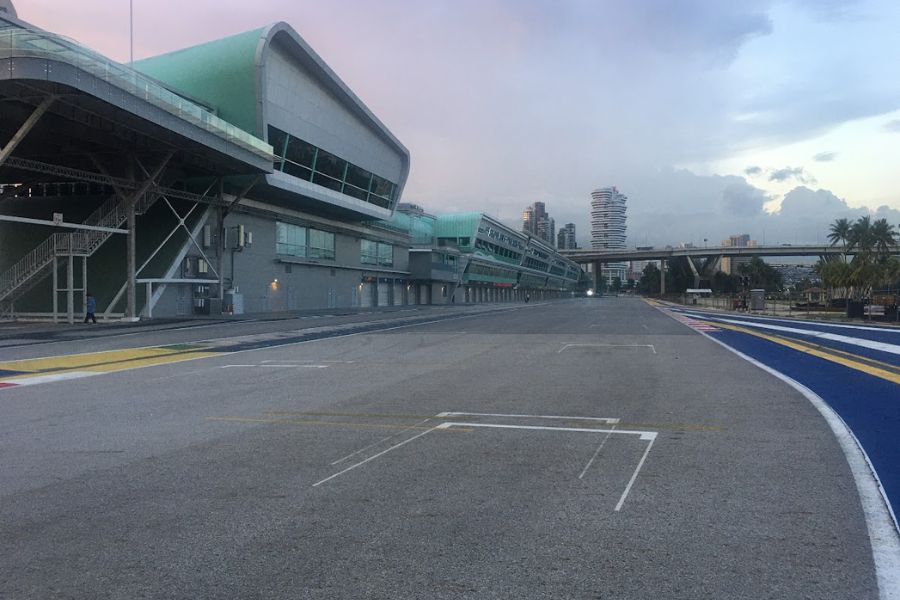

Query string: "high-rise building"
[522, 205, 536, 236]
[720, 234, 757, 275]
[590, 187, 627, 284]
[557, 223, 577, 250]
[522, 201, 555, 246]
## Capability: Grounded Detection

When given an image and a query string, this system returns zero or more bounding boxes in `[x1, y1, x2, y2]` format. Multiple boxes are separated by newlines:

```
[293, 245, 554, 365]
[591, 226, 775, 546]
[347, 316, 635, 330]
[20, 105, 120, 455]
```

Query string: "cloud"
[722, 180, 770, 217]
[812, 151, 837, 162]
[768, 166, 817, 185]
[884, 119, 900, 133]
[622, 169, 899, 248]
[744, 165, 763, 176]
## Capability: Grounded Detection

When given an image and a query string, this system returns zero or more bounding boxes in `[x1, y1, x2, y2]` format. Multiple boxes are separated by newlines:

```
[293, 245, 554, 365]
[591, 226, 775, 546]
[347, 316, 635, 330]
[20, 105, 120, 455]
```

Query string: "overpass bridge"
[560, 244, 899, 293]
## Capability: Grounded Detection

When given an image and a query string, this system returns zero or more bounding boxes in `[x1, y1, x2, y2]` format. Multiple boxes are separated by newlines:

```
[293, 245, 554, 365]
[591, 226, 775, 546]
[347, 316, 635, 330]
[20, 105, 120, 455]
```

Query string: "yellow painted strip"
[0, 346, 222, 382]
[703, 320, 900, 384]
[207, 416, 473, 432]
[84, 351, 223, 373]
[0, 345, 210, 373]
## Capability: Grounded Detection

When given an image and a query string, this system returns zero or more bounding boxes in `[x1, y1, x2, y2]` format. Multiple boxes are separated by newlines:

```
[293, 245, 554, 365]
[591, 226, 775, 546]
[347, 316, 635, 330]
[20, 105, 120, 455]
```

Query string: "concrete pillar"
[217, 205, 225, 302]
[593, 261, 601, 295]
[660, 259, 666, 295]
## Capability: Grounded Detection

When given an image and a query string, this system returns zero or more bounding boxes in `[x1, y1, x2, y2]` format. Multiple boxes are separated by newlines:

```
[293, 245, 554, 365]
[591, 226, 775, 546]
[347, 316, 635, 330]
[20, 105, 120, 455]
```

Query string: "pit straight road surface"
[0, 298, 892, 599]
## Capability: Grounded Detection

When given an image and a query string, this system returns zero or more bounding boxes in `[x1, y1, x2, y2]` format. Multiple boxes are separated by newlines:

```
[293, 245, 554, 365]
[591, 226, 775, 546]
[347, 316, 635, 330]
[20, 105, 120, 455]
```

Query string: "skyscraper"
[590, 187, 628, 284]
[557, 223, 577, 250]
[522, 201, 555, 246]
[522, 205, 536, 236]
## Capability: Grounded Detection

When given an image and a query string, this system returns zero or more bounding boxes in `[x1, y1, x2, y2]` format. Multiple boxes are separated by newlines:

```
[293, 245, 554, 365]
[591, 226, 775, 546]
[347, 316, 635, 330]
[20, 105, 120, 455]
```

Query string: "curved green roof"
[433, 213, 482, 239]
[134, 27, 263, 136]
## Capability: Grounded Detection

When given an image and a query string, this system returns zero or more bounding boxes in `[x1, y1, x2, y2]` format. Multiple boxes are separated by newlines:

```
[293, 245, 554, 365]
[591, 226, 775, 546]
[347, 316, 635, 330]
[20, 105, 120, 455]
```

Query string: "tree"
[816, 259, 851, 300]
[711, 271, 737, 294]
[736, 257, 783, 291]
[820, 216, 899, 302]
[638, 263, 660, 294]
[871, 218, 898, 259]
[827, 218, 851, 255]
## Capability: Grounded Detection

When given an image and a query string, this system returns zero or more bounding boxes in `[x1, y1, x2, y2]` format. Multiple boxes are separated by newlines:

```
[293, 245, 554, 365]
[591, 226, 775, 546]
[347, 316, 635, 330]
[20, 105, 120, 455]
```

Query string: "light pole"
[129, 0, 133, 65]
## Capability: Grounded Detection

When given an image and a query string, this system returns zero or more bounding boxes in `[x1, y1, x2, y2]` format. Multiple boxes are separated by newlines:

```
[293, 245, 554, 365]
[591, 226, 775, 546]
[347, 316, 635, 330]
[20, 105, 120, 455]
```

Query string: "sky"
[12, 0, 900, 247]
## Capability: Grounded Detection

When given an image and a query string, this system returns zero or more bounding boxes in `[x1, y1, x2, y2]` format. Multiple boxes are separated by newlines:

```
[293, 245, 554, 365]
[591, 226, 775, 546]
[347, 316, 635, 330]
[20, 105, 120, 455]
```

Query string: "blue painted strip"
[710, 328, 900, 525]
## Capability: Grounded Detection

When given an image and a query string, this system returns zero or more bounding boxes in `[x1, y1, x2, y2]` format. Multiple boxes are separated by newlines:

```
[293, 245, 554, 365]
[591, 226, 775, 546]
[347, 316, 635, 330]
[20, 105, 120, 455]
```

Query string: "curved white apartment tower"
[590, 187, 627, 284]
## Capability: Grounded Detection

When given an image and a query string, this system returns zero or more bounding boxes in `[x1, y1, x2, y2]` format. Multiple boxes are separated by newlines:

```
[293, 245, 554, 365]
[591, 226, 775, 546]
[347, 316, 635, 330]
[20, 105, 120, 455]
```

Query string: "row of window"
[276, 222, 337, 260]
[468, 263, 518, 280]
[361, 239, 394, 267]
[268, 126, 397, 210]
[474, 239, 522, 264]
[276, 222, 394, 267]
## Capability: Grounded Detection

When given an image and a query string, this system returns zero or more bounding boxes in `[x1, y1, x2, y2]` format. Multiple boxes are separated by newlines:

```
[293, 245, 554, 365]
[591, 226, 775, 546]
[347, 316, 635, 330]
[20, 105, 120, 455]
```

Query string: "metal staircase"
[0, 192, 160, 317]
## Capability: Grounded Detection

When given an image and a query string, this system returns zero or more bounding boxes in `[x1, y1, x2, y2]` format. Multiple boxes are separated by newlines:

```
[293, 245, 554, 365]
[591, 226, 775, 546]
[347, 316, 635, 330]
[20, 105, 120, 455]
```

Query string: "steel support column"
[66, 250, 74, 325]
[126, 189, 137, 321]
[0, 95, 56, 168]
[52, 256, 58, 324]
[592, 261, 601, 295]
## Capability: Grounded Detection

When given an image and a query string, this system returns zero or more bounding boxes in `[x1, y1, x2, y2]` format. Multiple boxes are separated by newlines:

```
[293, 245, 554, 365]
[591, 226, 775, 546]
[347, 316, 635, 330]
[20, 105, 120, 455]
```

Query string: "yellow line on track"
[0, 345, 222, 381]
[701, 320, 900, 384]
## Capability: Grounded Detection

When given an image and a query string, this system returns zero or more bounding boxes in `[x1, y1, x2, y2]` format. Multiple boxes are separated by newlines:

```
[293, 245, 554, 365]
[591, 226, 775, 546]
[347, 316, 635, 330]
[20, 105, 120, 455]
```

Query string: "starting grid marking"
[665, 310, 719, 332]
[312, 411, 658, 513]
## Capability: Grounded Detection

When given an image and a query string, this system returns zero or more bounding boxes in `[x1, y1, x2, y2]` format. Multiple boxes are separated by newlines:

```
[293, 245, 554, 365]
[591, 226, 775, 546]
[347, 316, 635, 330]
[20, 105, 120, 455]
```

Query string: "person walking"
[84, 292, 97, 324]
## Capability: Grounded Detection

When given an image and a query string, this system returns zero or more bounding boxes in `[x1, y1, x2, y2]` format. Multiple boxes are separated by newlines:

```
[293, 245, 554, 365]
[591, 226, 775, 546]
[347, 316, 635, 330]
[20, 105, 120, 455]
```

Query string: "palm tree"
[848, 216, 874, 256]
[827, 218, 851, 263]
[827, 218, 851, 247]
[871, 218, 897, 260]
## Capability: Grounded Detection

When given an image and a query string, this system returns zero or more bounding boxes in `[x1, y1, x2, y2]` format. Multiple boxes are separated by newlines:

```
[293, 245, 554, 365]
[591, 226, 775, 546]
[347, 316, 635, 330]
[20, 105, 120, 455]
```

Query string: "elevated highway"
[561, 244, 900, 293]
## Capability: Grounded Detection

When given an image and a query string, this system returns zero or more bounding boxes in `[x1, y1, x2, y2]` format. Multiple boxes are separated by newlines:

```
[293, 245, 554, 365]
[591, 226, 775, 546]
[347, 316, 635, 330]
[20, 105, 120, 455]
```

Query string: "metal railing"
[0, 192, 161, 302]
[0, 28, 273, 162]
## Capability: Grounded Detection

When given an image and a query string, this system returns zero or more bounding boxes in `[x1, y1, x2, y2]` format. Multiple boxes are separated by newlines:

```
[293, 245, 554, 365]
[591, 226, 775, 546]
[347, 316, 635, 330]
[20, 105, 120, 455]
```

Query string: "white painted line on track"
[312, 424, 442, 487]
[6, 371, 97, 386]
[439, 421, 656, 440]
[676, 308, 900, 334]
[658, 305, 900, 599]
[614, 436, 655, 512]
[1, 311, 512, 391]
[438, 411, 620, 424]
[579, 422, 618, 480]
[218, 364, 329, 369]
[684, 314, 900, 355]
[261, 360, 355, 364]
[558, 343, 656, 354]
[330, 417, 435, 466]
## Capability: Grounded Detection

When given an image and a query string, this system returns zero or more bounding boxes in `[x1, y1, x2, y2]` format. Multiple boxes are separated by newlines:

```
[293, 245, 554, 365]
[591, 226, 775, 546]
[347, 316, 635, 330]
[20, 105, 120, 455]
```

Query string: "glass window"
[315, 149, 345, 180]
[377, 243, 393, 266]
[313, 172, 344, 192]
[268, 126, 288, 157]
[269, 133, 399, 209]
[345, 164, 372, 191]
[308, 228, 335, 260]
[285, 136, 316, 168]
[268, 126, 288, 171]
[342, 185, 368, 201]
[276, 222, 306, 257]
[361, 239, 378, 265]
[370, 175, 393, 200]
[283, 161, 312, 180]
